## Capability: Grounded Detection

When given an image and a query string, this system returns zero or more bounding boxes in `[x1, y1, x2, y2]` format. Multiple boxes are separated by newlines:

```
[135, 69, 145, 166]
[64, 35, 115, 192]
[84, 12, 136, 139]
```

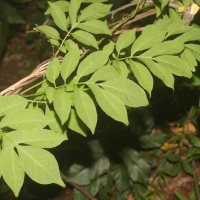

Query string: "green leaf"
[129, 60, 153, 96]
[1, 145, 24, 197]
[69, 0, 82, 26]
[6, 129, 66, 148]
[161, 0, 169, 10]
[34, 25, 60, 39]
[112, 60, 130, 78]
[176, 27, 200, 43]
[71, 30, 98, 49]
[61, 44, 80, 82]
[116, 29, 136, 54]
[53, 89, 72, 125]
[0, 109, 50, 130]
[18, 146, 65, 186]
[77, 50, 109, 79]
[121, 148, 150, 184]
[185, 44, 200, 62]
[46, 58, 61, 85]
[166, 21, 192, 38]
[77, 20, 111, 35]
[74, 88, 97, 133]
[100, 77, 149, 107]
[153, 55, 192, 78]
[180, 49, 197, 72]
[89, 65, 119, 83]
[48, 2, 68, 31]
[45, 106, 64, 134]
[112, 165, 129, 192]
[141, 40, 184, 57]
[68, 109, 87, 137]
[0, 95, 27, 116]
[78, 3, 112, 21]
[175, 192, 187, 200]
[89, 85, 128, 125]
[131, 26, 166, 55]
[142, 60, 174, 89]
[46, 87, 56, 104]
[45, 1, 69, 14]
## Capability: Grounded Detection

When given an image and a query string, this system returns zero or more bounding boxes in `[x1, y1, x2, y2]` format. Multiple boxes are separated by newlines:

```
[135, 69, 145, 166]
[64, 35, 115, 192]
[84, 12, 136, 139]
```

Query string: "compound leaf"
[185, 44, 200, 62]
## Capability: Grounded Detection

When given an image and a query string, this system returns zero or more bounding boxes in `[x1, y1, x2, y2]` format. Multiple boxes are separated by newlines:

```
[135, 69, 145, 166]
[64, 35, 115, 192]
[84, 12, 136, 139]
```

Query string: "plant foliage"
[0, 0, 200, 198]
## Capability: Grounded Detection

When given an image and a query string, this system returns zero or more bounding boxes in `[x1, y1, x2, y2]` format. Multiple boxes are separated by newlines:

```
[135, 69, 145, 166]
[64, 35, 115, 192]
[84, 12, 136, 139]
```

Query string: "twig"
[109, 9, 156, 28]
[108, 2, 138, 18]
[123, 9, 156, 27]
[60, 172, 97, 200]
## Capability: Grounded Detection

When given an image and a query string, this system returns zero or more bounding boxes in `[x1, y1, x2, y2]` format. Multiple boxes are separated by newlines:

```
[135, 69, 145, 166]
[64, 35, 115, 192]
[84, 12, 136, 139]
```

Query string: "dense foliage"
[0, 0, 200, 199]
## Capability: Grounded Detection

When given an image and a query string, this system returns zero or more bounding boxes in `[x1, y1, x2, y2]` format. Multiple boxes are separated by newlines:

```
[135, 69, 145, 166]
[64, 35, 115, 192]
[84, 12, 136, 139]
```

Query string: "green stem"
[54, 23, 79, 57]
[20, 80, 46, 95]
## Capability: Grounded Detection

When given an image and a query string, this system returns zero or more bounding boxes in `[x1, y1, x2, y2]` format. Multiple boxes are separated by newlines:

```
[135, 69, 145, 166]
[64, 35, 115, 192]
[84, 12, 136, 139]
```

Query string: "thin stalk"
[19, 80, 46, 95]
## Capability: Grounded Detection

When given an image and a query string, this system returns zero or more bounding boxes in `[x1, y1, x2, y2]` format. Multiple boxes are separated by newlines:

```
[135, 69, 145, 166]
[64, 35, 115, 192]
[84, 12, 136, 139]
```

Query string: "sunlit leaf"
[100, 77, 149, 106]
[89, 85, 128, 125]
[78, 3, 112, 21]
[53, 89, 72, 125]
[48, 2, 68, 31]
[46, 58, 61, 85]
[71, 30, 98, 49]
[129, 60, 153, 96]
[18, 146, 65, 186]
[77, 20, 111, 35]
[34, 25, 60, 39]
[74, 87, 97, 133]
[116, 29, 136, 54]
[69, 0, 81, 26]
[0, 109, 50, 130]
